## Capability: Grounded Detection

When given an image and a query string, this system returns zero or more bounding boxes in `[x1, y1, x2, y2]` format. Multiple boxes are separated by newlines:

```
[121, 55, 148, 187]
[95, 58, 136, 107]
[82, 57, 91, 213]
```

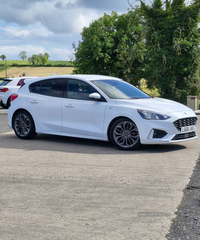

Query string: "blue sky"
[0, 0, 130, 60]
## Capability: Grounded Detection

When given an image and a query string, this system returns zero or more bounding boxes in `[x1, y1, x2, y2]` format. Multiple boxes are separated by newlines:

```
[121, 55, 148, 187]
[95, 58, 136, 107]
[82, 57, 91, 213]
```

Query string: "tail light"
[0, 88, 8, 92]
[18, 79, 25, 87]
[11, 94, 18, 102]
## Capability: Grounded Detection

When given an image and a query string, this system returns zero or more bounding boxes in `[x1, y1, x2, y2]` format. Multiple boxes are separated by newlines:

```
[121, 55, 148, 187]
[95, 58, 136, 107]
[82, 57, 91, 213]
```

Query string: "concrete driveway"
[0, 114, 199, 240]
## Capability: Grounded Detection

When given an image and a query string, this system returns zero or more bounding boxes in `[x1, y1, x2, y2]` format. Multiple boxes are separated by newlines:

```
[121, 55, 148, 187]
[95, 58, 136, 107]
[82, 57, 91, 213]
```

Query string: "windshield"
[91, 79, 149, 99]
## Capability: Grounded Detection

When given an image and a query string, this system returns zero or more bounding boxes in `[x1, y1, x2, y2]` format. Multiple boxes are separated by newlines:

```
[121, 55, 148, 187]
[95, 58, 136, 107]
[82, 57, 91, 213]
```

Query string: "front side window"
[67, 79, 97, 100]
[29, 79, 65, 98]
[92, 79, 150, 99]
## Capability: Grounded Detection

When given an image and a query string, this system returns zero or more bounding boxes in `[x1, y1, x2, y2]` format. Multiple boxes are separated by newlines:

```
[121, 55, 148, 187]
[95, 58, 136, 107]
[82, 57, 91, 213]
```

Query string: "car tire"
[109, 118, 141, 150]
[0, 100, 6, 108]
[6, 97, 11, 109]
[13, 110, 37, 139]
[0, 101, 4, 108]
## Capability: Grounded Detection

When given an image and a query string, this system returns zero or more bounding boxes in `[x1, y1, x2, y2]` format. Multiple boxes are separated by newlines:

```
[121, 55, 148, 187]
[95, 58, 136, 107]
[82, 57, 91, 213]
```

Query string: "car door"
[62, 79, 107, 138]
[28, 78, 65, 133]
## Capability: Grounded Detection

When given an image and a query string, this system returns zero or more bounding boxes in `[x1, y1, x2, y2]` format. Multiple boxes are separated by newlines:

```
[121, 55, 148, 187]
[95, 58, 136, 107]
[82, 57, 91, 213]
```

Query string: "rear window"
[17, 79, 26, 86]
[0, 80, 11, 86]
[29, 79, 65, 98]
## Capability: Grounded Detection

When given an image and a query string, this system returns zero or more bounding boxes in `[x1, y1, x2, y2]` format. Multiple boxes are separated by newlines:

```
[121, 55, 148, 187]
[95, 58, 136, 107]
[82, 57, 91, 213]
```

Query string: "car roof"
[23, 74, 123, 85]
[68, 74, 122, 81]
[4, 76, 38, 80]
[4, 76, 39, 83]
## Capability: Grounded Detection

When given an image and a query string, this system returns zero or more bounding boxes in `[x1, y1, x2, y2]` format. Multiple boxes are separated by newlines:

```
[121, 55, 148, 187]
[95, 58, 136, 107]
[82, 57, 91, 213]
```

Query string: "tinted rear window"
[29, 79, 65, 98]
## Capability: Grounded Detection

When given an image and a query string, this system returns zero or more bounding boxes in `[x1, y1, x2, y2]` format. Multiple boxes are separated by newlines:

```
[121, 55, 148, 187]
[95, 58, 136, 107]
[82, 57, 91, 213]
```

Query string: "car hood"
[115, 97, 194, 114]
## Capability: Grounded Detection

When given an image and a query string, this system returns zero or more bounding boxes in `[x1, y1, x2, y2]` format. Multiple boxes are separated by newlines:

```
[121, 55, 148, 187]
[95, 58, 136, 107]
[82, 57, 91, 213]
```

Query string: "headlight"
[137, 109, 171, 120]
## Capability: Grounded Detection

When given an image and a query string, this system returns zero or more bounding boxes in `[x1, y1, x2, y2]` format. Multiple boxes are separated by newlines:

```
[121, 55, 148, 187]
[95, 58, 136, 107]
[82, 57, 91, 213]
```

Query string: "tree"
[28, 54, 40, 65]
[18, 51, 27, 60]
[0, 54, 6, 60]
[41, 55, 48, 66]
[37, 53, 43, 60]
[44, 52, 50, 60]
[73, 10, 146, 86]
[137, 0, 200, 103]
[37, 53, 49, 65]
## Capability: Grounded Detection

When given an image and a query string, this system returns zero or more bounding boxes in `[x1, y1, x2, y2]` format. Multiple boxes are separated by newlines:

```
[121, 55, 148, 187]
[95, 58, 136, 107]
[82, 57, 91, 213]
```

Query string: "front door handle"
[30, 100, 38, 104]
[65, 104, 74, 108]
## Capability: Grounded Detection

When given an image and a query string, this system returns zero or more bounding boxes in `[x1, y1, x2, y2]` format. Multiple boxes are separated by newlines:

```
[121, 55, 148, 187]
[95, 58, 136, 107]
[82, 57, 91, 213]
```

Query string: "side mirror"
[89, 92, 101, 100]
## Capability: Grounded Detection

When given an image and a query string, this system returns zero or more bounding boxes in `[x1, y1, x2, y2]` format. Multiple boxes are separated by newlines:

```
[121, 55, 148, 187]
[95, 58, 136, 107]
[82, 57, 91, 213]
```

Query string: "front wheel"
[109, 118, 141, 150]
[13, 110, 37, 139]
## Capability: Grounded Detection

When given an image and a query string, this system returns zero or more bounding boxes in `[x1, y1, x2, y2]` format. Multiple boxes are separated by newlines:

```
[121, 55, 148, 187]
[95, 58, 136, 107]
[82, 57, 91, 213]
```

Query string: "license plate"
[181, 125, 196, 133]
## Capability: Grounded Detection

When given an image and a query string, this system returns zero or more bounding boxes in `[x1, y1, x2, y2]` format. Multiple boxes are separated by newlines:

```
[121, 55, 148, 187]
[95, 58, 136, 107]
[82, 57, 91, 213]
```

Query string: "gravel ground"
[166, 154, 200, 240]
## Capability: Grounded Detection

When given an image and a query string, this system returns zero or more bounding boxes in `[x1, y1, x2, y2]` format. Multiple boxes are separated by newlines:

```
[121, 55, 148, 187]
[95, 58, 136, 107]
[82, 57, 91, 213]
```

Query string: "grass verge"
[0, 67, 74, 78]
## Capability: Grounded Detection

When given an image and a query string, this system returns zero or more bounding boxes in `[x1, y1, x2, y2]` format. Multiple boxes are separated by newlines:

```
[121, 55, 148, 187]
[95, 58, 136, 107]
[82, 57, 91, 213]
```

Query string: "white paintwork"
[8, 74, 198, 145]
[62, 98, 107, 137]
[27, 94, 62, 133]
[0, 77, 38, 107]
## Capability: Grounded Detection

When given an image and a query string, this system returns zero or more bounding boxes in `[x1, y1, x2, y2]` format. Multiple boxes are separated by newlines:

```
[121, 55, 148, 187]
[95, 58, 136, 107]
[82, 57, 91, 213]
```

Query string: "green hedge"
[0, 60, 74, 67]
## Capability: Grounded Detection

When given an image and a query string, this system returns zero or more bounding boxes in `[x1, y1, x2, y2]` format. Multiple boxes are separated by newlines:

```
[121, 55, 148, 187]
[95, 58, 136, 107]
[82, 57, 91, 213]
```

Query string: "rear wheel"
[109, 118, 141, 150]
[0, 100, 6, 108]
[13, 110, 37, 139]
[6, 97, 11, 108]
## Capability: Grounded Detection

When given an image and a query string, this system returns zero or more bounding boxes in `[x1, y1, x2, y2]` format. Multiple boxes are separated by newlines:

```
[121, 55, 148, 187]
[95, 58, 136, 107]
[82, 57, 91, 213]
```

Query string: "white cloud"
[0, 0, 129, 60]
[0, 27, 30, 37]
[74, 10, 99, 33]
[0, 25, 55, 43]
[0, 45, 45, 58]
[50, 47, 74, 60]
[0, 0, 129, 34]
[0, 26, 53, 38]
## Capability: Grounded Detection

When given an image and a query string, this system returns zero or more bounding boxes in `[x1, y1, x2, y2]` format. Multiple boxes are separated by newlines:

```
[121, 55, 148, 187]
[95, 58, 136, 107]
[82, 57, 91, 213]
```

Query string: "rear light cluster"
[11, 94, 18, 102]
[18, 79, 25, 87]
[0, 88, 8, 92]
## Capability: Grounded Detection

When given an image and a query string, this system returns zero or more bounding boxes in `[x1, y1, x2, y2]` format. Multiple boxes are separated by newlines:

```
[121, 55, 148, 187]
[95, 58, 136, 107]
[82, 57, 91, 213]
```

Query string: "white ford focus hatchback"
[8, 74, 198, 150]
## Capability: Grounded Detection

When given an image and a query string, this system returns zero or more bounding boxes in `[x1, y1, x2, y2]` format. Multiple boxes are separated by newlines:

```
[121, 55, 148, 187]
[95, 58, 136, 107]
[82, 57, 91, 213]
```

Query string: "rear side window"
[29, 79, 65, 98]
[17, 79, 26, 87]
[29, 81, 41, 94]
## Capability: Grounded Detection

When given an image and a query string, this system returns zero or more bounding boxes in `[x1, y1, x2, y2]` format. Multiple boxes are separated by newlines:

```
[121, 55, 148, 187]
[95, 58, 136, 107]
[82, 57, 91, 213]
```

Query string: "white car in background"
[0, 76, 38, 108]
[8, 74, 198, 150]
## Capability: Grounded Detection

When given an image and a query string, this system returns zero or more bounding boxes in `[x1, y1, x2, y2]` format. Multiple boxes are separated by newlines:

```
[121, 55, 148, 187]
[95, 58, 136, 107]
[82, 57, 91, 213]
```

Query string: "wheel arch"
[12, 108, 37, 139]
[6, 96, 12, 108]
[107, 116, 134, 141]
[12, 108, 34, 128]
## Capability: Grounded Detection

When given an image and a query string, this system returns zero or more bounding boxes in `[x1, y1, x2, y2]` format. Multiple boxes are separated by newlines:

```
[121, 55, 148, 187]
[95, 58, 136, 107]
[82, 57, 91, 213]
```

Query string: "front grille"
[173, 117, 197, 132]
[172, 131, 196, 140]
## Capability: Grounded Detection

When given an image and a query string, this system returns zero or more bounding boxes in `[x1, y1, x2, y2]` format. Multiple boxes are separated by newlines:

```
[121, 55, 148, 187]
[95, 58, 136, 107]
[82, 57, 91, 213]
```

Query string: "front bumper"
[138, 112, 198, 144]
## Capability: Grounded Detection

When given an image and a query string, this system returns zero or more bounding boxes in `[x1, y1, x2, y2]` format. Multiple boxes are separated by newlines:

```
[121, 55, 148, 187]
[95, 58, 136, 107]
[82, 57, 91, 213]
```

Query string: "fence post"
[187, 95, 198, 111]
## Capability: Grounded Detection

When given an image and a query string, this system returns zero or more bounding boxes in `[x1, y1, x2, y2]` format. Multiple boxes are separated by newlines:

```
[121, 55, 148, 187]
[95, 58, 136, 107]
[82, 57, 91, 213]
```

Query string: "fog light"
[153, 129, 167, 138]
